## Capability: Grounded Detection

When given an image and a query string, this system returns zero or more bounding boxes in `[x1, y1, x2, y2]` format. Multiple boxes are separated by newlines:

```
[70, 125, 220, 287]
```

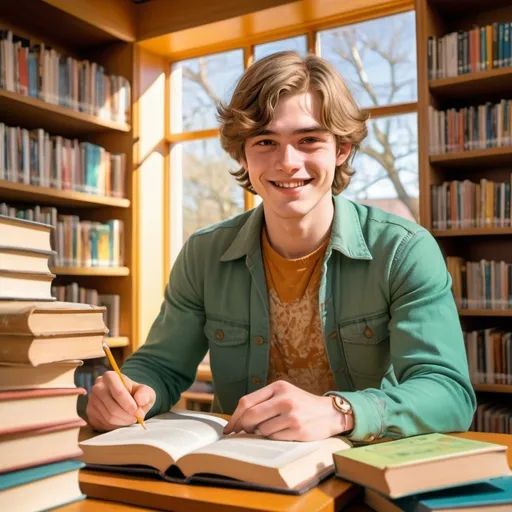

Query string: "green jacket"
[122, 195, 476, 442]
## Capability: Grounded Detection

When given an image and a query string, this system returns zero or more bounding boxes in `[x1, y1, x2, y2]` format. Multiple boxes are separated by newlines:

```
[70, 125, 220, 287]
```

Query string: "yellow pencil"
[102, 342, 147, 430]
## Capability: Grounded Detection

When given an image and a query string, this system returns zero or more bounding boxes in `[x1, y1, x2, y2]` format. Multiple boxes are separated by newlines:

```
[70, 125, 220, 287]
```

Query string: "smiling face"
[243, 91, 350, 221]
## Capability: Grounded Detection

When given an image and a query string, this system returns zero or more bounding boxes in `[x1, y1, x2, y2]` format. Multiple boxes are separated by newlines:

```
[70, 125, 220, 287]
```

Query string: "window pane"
[319, 11, 417, 107]
[181, 138, 244, 243]
[172, 49, 244, 132]
[344, 113, 418, 222]
[254, 35, 308, 61]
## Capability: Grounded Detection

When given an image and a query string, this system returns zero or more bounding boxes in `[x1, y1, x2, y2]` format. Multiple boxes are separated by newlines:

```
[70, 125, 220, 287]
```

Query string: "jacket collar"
[220, 194, 372, 262]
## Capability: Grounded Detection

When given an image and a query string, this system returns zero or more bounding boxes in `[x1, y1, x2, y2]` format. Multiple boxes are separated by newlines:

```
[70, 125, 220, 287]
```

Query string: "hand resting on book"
[86, 371, 156, 432]
[224, 380, 352, 441]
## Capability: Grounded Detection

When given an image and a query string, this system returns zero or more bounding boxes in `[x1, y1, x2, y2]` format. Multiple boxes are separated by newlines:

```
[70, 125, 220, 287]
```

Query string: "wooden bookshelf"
[416, 0, 512, 413]
[429, 66, 512, 99]
[458, 310, 512, 317]
[433, 228, 512, 237]
[196, 364, 212, 381]
[0, 88, 130, 137]
[0, 181, 130, 209]
[473, 384, 512, 394]
[181, 391, 215, 403]
[430, 147, 512, 169]
[105, 336, 130, 348]
[1, 3, 136, 367]
[50, 267, 130, 277]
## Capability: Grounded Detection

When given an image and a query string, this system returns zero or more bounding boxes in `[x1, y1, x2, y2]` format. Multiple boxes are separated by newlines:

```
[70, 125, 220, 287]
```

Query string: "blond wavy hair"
[217, 51, 369, 195]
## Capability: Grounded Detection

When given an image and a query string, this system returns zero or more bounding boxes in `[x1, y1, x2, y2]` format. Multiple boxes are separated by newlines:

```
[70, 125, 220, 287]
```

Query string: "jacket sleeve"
[121, 235, 208, 417]
[328, 229, 477, 442]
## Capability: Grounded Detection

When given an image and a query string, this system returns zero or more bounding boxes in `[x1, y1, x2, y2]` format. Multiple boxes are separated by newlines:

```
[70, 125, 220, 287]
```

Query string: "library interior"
[2, 0, 512, 510]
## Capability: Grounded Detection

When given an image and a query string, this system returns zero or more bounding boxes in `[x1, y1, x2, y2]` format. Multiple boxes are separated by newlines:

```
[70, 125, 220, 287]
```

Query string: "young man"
[86, 51, 476, 442]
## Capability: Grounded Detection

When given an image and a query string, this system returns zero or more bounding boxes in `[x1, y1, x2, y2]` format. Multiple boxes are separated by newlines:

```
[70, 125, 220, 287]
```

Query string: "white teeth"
[274, 181, 305, 188]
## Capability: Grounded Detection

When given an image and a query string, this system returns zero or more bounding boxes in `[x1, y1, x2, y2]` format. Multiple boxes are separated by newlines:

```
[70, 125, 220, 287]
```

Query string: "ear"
[336, 143, 352, 167]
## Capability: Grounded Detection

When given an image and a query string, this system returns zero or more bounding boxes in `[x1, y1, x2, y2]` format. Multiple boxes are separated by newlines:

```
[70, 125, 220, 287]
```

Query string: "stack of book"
[333, 433, 512, 511]
[0, 214, 108, 511]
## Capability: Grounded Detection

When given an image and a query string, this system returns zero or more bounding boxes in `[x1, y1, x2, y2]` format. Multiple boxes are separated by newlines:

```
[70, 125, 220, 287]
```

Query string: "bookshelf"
[416, 0, 512, 431]
[0, 2, 135, 364]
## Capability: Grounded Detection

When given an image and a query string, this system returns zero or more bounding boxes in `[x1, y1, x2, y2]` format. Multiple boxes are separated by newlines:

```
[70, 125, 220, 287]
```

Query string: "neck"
[263, 195, 334, 259]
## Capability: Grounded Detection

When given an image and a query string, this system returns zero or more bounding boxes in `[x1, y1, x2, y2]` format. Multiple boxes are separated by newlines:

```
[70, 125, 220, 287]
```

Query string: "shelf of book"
[433, 228, 512, 237]
[105, 337, 130, 348]
[430, 147, 512, 168]
[50, 267, 130, 277]
[473, 384, 512, 394]
[0, 181, 130, 209]
[429, 67, 512, 99]
[0, 89, 131, 137]
[417, 0, 512, 430]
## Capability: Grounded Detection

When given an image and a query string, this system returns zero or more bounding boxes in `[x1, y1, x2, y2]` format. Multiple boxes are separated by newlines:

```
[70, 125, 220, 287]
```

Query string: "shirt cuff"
[324, 390, 383, 442]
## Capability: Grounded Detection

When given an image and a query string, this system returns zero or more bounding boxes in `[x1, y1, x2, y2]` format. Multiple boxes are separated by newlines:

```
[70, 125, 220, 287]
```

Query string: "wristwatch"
[331, 395, 353, 415]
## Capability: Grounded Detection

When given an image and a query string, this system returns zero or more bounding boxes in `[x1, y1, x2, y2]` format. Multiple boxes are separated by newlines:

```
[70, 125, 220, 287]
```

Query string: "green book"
[333, 434, 511, 498]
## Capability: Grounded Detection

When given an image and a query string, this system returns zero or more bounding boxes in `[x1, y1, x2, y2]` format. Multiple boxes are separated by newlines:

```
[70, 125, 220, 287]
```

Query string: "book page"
[81, 411, 227, 463]
[187, 433, 348, 468]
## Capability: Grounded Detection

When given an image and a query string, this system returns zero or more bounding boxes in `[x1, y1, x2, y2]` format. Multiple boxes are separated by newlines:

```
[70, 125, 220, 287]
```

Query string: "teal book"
[0, 460, 86, 511]
[366, 476, 512, 511]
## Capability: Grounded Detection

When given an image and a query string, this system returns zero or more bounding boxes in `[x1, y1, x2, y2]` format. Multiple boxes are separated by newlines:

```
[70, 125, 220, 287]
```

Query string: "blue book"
[366, 476, 512, 511]
[0, 460, 86, 511]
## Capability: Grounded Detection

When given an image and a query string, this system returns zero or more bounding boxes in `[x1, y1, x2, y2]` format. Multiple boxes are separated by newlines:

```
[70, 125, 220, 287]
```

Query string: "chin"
[268, 200, 317, 219]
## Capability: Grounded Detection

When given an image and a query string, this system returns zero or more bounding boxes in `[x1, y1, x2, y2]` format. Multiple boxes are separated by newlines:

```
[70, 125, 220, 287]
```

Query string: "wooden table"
[59, 431, 512, 512]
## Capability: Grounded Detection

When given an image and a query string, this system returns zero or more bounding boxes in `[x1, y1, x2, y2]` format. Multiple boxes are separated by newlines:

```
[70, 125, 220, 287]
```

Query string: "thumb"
[132, 383, 156, 418]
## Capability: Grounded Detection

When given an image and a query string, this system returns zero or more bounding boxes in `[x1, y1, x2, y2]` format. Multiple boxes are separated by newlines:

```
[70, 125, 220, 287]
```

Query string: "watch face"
[334, 396, 352, 414]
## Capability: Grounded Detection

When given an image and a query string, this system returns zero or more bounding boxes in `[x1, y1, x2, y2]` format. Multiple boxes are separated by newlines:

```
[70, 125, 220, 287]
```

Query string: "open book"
[80, 410, 352, 494]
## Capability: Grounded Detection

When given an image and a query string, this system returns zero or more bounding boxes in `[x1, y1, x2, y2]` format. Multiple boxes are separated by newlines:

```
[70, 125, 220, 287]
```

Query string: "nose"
[277, 144, 302, 174]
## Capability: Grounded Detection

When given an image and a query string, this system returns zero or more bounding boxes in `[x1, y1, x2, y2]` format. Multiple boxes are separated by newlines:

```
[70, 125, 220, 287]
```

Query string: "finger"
[95, 389, 138, 424]
[224, 385, 276, 434]
[268, 428, 303, 442]
[102, 371, 138, 414]
[86, 402, 115, 432]
[234, 399, 280, 434]
[252, 412, 291, 437]
[93, 392, 136, 426]
[132, 384, 155, 418]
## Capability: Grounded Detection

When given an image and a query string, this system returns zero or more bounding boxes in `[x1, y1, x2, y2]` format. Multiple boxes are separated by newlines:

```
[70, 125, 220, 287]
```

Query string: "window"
[172, 49, 244, 132]
[180, 138, 244, 243]
[319, 11, 417, 108]
[346, 113, 418, 222]
[254, 35, 308, 61]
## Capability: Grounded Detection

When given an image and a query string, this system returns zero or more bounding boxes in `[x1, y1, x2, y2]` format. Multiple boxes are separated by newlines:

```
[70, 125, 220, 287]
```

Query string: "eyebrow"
[253, 126, 329, 137]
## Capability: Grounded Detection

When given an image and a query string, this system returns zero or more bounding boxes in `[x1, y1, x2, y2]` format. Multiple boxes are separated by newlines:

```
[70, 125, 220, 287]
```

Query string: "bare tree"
[326, 14, 418, 220]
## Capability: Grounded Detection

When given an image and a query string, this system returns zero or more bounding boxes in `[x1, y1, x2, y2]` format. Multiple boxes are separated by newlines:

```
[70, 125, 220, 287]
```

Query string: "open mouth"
[270, 179, 313, 189]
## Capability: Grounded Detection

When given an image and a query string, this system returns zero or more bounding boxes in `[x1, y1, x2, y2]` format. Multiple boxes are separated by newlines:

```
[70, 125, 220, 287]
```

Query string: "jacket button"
[252, 376, 261, 385]
[215, 329, 224, 340]
[364, 327, 373, 338]
[254, 336, 264, 345]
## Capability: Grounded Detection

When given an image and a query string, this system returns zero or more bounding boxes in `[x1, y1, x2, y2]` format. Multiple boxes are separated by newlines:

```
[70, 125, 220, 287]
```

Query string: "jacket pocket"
[204, 318, 249, 383]
[339, 312, 391, 380]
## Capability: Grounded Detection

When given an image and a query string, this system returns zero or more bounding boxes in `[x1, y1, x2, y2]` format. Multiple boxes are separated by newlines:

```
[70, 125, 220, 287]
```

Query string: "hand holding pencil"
[85, 342, 156, 433]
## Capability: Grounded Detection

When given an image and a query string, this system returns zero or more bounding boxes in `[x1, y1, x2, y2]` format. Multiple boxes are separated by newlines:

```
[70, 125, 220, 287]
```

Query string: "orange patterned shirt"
[262, 229, 337, 396]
